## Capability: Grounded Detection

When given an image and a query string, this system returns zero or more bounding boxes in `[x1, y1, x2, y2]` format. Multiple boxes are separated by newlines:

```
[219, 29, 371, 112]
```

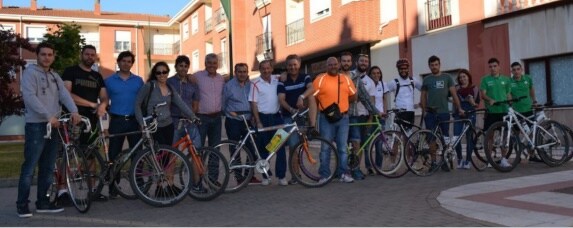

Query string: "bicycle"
[172, 118, 229, 201]
[346, 114, 406, 178]
[45, 114, 93, 213]
[83, 102, 193, 207]
[484, 96, 570, 172]
[215, 109, 338, 192]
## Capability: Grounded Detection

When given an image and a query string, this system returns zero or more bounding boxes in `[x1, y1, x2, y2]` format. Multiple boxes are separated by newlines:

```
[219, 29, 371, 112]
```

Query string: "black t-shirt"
[62, 65, 105, 114]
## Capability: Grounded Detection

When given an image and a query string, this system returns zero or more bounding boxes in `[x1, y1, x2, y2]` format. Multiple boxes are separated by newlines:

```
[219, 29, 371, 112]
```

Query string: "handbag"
[318, 74, 343, 123]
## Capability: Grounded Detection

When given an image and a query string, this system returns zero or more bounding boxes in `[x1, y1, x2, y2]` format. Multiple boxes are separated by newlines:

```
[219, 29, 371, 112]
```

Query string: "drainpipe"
[135, 23, 139, 74]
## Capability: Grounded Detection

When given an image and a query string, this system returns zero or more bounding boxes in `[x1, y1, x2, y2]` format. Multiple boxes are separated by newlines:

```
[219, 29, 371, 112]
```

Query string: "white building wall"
[411, 25, 469, 77]
[370, 36, 400, 79]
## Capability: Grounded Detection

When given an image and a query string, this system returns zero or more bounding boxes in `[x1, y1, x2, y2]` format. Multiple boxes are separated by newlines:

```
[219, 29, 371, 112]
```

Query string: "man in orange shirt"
[312, 57, 357, 184]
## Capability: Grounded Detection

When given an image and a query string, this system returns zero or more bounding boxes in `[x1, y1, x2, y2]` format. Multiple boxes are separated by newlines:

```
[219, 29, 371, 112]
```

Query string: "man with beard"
[385, 58, 423, 133]
[61, 44, 109, 202]
[312, 57, 357, 184]
[342, 52, 380, 180]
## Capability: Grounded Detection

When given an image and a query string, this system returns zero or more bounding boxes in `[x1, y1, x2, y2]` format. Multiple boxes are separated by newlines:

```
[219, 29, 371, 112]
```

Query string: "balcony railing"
[425, 0, 452, 31]
[286, 19, 304, 46]
[497, 0, 559, 14]
[145, 42, 180, 55]
[256, 32, 272, 55]
[205, 17, 213, 33]
[213, 8, 227, 32]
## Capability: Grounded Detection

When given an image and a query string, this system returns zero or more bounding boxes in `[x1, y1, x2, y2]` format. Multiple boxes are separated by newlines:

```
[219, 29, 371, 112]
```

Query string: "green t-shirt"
[422, 73, 454, 113]
[510, 74, 533, 113]
[480, 74, 511, 113]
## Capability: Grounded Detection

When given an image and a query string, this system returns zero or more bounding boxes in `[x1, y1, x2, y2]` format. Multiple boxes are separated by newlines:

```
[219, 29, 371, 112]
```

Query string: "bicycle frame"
[172, 121, 204, 175]
[348, 115, 384, 156]
[501, 107, 560, 151]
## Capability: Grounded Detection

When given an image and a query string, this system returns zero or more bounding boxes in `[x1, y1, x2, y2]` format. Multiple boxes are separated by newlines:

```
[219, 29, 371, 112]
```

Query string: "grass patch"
[0, 143, 24, 178]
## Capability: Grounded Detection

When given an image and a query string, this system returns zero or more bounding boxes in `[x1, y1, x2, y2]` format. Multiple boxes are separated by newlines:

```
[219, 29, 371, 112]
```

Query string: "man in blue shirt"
[104, 51, 144, 197]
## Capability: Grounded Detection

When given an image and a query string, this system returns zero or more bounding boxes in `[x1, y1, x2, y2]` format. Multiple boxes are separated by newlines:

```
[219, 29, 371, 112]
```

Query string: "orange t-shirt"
[312, 73, 356, 112]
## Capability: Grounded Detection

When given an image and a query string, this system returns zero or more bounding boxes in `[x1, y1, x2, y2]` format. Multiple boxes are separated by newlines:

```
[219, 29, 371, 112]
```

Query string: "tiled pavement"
[1, 161, 572, 226]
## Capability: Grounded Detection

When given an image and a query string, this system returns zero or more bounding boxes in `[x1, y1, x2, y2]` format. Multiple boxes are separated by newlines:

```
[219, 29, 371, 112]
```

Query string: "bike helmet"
[396, 58, 410, 68]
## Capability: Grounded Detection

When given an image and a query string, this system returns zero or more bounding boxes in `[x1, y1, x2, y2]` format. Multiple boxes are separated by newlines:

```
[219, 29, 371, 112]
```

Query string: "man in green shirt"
[510, 62, 537, 116]
[480, 57, 512, 167]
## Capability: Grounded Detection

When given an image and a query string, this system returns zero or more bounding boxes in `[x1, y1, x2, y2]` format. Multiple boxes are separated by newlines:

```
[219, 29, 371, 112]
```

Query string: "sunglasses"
[155, 70, 169, 75]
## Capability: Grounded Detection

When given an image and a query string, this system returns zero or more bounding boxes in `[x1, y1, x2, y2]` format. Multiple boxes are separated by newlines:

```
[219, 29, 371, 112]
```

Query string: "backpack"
[141, 80, 173, 116]
[394, 78, 415, 102]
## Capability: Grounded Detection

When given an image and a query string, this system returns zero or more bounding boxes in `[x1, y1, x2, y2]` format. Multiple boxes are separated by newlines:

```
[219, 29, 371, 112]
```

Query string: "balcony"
[213, 8, 227, 32]
[497, 0, 559, 14]
[256, 32, 272, 54]
[286, 19, 304, 46]
[425, 0, 452, 31]
[145, 42, 180, 55]
[205, 18, 213, 33]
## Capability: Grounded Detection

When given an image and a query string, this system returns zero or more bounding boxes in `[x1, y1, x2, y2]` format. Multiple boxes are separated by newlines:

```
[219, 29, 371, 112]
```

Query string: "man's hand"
[296, 96, 305, 109]
[488, 99, 495, 106]
[279, 72, 287, 82]
[49, 117, 60, 128]
[188, 74, 198, 84]
[379, 112, 387, 118]
[71, 112, 81, 125]
[458, 109, 466, 117]
[256, 122, 264, 129]
[230, 111, 238, 117]
[96, 104, 107, 117]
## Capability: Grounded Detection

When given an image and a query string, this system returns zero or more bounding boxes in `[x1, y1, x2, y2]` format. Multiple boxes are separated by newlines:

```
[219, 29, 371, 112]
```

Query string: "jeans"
[108, 117, 140, 161]
[198, 114, 222, 148]
[367, 118, 386, 169]
[256, 113, 286, 179]
[282, 116, 300, 152]
[424, 112, 451, 138]
[453, 113, 476, 161]
[224, 117, 256, 159]
[17, 122, 58, 208]
[172, 117, 201, 148]
[318, 113, 350, 178]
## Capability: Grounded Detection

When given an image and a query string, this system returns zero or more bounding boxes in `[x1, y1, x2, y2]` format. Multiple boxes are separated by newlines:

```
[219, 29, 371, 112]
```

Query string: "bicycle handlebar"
[177, 117, 201, 130]
[493, 96, 527, 106]
[44, 115, 92, 139]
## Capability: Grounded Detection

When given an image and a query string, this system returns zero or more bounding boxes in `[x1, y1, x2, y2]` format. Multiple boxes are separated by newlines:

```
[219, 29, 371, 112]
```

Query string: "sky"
[4, 0, 190, 17]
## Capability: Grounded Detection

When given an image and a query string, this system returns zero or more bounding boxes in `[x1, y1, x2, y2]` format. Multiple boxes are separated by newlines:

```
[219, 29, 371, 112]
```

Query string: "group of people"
[16, 42, 537, 218]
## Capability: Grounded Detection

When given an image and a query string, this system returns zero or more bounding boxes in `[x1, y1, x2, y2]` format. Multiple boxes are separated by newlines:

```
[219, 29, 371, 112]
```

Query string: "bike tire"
[63, 145, 91, 213]
[471, 129, 488, 171]
[130, 145, 192, 207]
[563, 125, 573, 163]
[290, 135, 338, 187]
[484, 121, 521, 172]
[187, 147, 229, 201]
[536, 120, 570, 167]
[214, 140, 254, 193]
[113, 152, 138, 200]
[368, 130, 407, 178]
[405, 130, 444, 177]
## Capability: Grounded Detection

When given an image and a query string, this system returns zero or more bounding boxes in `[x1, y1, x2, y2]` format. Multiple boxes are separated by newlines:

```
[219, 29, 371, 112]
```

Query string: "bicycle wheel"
[187, 147, 229, 201]
[368, 130, 406, 178]
[290, 135, 338, 187]
[48, 152, 63, 206]
[214, 140, 254, 193]
[484, 122, 521, 172]
[130, 145, 192, 207]
[470, 129, 488, 171]
[63, 145, 91, 213]
[563, 125, 573, 163]
[405, 130, 444, 177]
[112, 151, 137, 200]
[536, 120, 570, 167]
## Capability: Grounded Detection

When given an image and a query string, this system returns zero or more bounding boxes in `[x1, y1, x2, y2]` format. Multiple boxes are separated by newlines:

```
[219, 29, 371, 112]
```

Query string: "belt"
[109, 113, 135, 120]
[198, 112, 221, 118]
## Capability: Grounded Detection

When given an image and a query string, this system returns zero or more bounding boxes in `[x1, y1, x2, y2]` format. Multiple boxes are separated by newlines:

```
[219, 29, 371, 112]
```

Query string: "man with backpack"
[385, 58, 423, 132]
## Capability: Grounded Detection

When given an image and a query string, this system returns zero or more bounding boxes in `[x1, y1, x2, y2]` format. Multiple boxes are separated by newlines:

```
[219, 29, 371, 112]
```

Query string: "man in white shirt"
[385, 58, 423, 132]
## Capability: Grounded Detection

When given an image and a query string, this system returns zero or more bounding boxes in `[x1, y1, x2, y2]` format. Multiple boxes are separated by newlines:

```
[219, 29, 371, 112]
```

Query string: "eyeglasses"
[155, 70, 169, 75]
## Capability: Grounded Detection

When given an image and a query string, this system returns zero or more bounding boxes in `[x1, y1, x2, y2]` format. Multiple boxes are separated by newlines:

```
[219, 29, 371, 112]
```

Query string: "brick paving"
[1, 161, 571, 226]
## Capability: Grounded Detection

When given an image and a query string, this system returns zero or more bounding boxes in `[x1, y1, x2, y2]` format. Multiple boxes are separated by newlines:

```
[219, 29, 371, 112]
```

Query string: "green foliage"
[43, 23, 85, 75]
[0, 27, 34, 126]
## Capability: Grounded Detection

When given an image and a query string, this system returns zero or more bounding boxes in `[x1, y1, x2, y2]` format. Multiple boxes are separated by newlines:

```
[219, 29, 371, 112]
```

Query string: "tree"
[0, 27, 34, 127]
[43, 23, 85, 74]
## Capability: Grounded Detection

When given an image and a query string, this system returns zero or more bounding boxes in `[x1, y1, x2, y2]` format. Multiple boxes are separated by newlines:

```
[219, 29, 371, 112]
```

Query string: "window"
[114, 31, 131, 53]
[310, 0, 331, 22]
[0, 24, 15, 31]
[192, 50, 199, 72]
[191, 13, 199, 35]
[426, 0, 452, 31]
[26, 26, 46, 43]
[526, 54, 573, 106]
[219, 38, 228, 71]
[183, 20, 189, 40]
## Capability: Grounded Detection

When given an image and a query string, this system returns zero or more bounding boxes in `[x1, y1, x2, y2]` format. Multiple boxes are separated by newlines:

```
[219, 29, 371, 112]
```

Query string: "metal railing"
[214, 8, 227, 26]
[145, 42, 179, 55]
[286, 19, 304, 46]
[205, 17, 213, 33]
[425, 0, 452, 31]
[256, 32, 272, 54]
[497, 0, 559, 14]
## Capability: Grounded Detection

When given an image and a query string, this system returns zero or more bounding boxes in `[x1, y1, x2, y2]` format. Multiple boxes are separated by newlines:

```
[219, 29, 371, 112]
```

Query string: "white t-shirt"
[385, 76, 422, 111]
[374, 81, 387, 113]
[248, 75, 280, 114]
[354, 71, 377, 116]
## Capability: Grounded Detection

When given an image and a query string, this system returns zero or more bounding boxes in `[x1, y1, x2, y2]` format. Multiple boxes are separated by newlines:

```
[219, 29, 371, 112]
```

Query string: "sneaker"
[352, 170, 365, 180]
[192, 185, 208, 194]
[56, 192, 73, 207]
[462, 160, 471, 169]
[248, 177, 262, 185]
[36, 202, 64, 213]
[288, 178, 298, 185]
[90, 193, 108, 202]
[457, 160, 463, 169]
[278, 178, 288, 186]
[367, 168, 376, 176]
[318, 178, 329, 185]
[500, 158, 512, 168]
[261, 178, 271, 186]
[17, 205, 32, 218]
[339, 174, 354, 183]
[108, 187, 119, 199]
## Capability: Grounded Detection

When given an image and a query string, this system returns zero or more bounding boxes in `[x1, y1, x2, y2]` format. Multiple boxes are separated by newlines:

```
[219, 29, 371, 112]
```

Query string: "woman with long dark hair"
[453, 69, 480, 169]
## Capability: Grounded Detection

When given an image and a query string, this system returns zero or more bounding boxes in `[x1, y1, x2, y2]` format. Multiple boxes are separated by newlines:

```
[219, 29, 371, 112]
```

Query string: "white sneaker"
[499, 158, 512, 168]
[457, 160, 463, 169]
[318, 178, 329, 185]
[278, 178, 288, 186]
[261, 178, 271, 186]
[339, 174, 354, 183]
[462, 160, 471, 169]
